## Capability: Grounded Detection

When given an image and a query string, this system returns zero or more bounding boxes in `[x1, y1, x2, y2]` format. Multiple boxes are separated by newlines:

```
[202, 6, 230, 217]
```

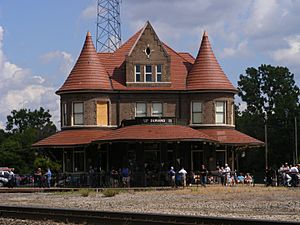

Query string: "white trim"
[155, 65, 162, 82]
[215, 101, 227, 124]
[126, 81, 171, 84]
[144, 65, 152, 82]
[189, 124, 235, 127]
[190, 101, 203, 125]
[135, 102, 147, 117]
[151, 102, 163, 117]
[62, 102, 67, 127]
[134, 64, 141, 82]
[72, 101, 84, 126]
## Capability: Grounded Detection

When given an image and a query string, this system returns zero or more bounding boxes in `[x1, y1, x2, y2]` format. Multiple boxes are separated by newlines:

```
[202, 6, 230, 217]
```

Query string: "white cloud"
[41, 50, 74, 75]
[0, 26, 60, 129]
[80, 0, 97, 20]
[272, 35, 300, 66]
[81, 4, 96, 20]
[220, 40, 249, 58]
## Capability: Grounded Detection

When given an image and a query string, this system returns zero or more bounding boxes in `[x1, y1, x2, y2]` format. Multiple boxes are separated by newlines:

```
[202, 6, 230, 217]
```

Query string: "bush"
[102, 189, 119, 197]
[79, 189, 91, 197]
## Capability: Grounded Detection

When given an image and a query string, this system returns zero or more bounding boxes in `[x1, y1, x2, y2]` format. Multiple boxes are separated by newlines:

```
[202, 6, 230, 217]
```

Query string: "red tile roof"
[32, 129, 111, 148]
[57, 23, 237, 93]
[94, 125, 217, 142]
[187, 31, 237, 92]
[200, 129, 264, 146]
[56, 32, 112, 94]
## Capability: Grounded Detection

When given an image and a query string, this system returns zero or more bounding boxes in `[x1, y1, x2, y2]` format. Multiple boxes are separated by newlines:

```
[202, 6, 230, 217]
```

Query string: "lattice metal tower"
[96, 0, 122, 52]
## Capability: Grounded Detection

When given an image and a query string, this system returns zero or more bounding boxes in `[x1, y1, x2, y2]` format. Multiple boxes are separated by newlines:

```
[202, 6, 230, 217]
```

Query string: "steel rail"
[0, 205, 299, 225]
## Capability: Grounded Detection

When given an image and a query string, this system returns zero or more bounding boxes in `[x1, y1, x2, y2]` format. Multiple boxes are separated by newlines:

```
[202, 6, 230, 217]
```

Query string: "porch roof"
[32, 129, 111, 148]
[94, 125, 217, 142]
[200, 129, 264, 146]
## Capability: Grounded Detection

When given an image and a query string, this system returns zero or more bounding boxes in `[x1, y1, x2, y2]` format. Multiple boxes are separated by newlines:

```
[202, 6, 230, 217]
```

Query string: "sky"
[0, 0, 300, 129]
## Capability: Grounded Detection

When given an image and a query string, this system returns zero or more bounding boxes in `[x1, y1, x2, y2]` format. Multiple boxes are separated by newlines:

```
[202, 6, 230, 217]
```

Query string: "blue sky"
[1, 0, 300, 129]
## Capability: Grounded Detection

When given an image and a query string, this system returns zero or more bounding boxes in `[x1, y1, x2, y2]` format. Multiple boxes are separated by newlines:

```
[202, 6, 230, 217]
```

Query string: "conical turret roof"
[56, 32, 112, 94]
[187, 31, 236, 92]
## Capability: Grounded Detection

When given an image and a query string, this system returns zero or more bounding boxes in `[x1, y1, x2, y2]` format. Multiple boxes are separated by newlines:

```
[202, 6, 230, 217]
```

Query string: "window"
[73, 102, 84, 125]
[62, 103, 67, 126]
[156, 65, 162, 82]
[136, 102, 147, 117]
[145, 65, 152, 82]
[135, 64, 141, 82]
[215, 101, 226, 124]
[192, 101, 202, 124]
[152, 102, 163, 117]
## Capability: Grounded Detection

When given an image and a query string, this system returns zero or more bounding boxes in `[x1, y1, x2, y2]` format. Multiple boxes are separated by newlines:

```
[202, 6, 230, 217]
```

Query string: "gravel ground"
[0, 186, 299, 224]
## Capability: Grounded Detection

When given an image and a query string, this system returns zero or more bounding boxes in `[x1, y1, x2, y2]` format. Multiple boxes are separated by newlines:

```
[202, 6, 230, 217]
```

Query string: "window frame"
[62, 102, 67, 127]
[134, 64, 141, 82]
[215, 101, 226, 124]
[156, 64, 162, 82]
[135, 102, 147, 117]
[72, 102, 84, 125]
[144, 65, 152, 82]
[151, 102, 163, 117]
[191, 101, 203, 124]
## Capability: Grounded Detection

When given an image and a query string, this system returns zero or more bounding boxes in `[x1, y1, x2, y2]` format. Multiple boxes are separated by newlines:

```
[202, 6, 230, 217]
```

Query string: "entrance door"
[191, 150, 204, 171]
[97, 102, 108, 125]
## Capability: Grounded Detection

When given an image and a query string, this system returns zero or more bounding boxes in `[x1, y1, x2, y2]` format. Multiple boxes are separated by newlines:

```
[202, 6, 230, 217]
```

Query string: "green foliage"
[79, 189, 91, 197]
[34, 156, 61, 173]
[102, 189, 120, 197]
[237, 65, 300, 167]
[0, 107, 57, 174]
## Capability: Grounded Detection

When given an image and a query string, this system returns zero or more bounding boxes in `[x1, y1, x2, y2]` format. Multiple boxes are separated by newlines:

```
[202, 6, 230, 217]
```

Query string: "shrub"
[102, 189, 119, 197]
[79, 189, 90, 197]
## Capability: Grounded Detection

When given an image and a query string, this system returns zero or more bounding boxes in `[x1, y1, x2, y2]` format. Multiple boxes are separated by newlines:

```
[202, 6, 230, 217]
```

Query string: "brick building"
[33, 22, 263, 186]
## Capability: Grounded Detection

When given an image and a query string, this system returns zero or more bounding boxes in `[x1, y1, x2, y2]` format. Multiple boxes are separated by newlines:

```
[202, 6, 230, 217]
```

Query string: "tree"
[237, 64, 300, 167]
[0, 108, 57, 174]
[6, 107, 56, 135]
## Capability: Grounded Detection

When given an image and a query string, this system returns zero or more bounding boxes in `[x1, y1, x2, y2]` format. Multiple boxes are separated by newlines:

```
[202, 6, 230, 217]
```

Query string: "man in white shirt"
[224, 164, 231, 186]
[178, 167, 187, 187]
[290, 165, 299, 187]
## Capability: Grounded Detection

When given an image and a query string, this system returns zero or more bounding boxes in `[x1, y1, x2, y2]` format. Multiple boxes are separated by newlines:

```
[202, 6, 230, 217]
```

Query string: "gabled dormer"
[125, 21, 171, 87]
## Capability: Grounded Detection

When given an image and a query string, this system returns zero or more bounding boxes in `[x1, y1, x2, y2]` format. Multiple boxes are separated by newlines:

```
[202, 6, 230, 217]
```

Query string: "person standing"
[199, 164, 208, 187]
[178, 167, 187, 187]
[168, 166, 176, 188]
[35, 168, 42, 188]
[8, 168, 15, 188]
[265, 166, 273, 187]
[224, 164, 231, 186]
[121, 166, 130, 188]
[290, 164, 299, 187]
[45, 168, 52, 188]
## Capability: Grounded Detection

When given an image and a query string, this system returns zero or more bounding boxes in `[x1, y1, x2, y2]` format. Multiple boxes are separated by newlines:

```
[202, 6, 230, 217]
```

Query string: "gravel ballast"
[0, 186, 299, 224]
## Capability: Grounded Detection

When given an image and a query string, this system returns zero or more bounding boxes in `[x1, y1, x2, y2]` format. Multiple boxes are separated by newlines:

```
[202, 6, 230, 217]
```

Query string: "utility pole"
[295, 116, 298, 164]
[264, 114, 268, 169]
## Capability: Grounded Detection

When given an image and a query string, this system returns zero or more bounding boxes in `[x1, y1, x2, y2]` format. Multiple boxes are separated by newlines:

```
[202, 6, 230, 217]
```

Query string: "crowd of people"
[265, 163, 299, 187]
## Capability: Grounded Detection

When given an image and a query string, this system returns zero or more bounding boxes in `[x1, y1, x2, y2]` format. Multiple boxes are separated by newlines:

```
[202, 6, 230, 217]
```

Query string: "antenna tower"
[96, 0, 122, 52]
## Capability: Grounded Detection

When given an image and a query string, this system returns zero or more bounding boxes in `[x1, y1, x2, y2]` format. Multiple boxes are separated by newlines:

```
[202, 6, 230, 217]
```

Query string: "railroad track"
[0, 205, 299, 225]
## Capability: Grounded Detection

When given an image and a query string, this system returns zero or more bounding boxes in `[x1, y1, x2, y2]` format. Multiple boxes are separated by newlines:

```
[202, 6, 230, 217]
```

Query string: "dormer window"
[145, 65, 152, 82]
[135, 65, 141, 82]
[156, 65, 162, 82]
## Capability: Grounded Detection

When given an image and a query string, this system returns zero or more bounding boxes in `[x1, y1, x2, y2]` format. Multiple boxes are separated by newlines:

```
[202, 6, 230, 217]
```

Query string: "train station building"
[33, 22, 263, 186]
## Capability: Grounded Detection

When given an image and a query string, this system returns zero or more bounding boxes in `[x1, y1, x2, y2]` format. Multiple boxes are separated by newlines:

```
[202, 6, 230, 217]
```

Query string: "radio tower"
[96, 0, 122, 52]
